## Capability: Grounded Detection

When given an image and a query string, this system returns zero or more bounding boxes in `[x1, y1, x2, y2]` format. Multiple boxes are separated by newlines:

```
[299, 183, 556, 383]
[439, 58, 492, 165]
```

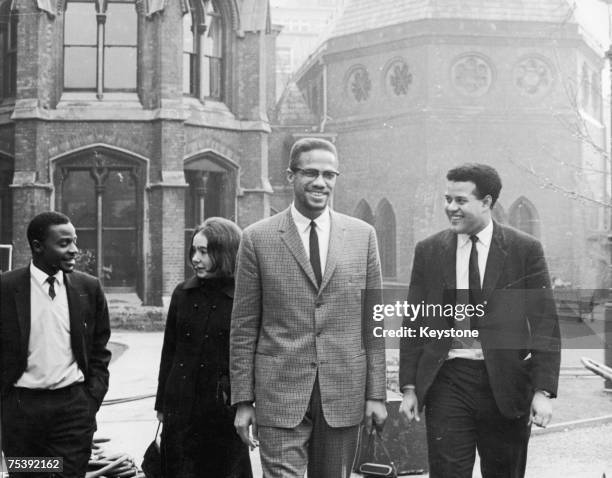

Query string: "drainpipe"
[319, 61, 328, 133]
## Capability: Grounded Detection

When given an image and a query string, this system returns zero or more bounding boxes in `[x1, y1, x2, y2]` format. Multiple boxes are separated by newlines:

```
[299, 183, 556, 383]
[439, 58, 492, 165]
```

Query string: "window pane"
[74, 230, 97, 276]
[183, 53, 192, 95]
[106, 3, 137, 46]
[64, 2, 97, 45]
[183, 14, 194, 53]
[104, 46, 137, 89]
[102, 229, 137, 287]
[64, 47, 96, 89]
[103, 170, 136, 227]
[62, 170, 96, 227]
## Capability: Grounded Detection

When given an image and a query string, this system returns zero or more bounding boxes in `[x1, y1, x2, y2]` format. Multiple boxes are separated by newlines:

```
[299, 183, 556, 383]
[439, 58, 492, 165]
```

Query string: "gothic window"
[509, 197, 540, 238]
[353, 199, 374, 226]
[375, 199, 396, 279]
[492, 202, 506, 224]
[184, 153, 237, 278]
[64, 0, 138, 98]
[55, 149, 143, 291]
[183, 0, 225, 101]
[0, 1, 17, 98]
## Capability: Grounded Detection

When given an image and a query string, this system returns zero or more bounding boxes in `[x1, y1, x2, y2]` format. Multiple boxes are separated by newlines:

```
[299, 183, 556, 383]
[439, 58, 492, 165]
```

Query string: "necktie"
[46, 276, 56, 300]
[309, 221, 322, 287]
[468, 235, 481, 331]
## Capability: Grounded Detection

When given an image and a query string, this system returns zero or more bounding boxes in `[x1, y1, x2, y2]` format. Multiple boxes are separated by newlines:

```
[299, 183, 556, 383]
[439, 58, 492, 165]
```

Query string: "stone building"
[270, 0, 345, 97]
[0, 0, 276, 305]
[274, 0, 610, 288]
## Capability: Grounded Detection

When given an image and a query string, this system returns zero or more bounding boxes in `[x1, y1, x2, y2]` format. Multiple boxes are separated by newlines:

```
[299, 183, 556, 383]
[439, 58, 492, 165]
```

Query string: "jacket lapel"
[441, 230, 457, 291]
[482, 221, 508, 302]
[15, 268, 31, 356]
[64, 273, 86, 371]
[319, 211, 345, 293]
[279, 209, 319, 290]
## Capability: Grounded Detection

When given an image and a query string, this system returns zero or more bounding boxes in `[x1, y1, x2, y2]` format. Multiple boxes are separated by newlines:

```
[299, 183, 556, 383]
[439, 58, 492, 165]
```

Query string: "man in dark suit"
[399, 164, 560, 478]
[0, 211, 111, 477]
[231, 138, 387, 478]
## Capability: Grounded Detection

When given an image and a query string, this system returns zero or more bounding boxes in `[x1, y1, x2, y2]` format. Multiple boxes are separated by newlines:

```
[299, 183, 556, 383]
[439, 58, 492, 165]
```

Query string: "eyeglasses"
[291, 168, 340, 181]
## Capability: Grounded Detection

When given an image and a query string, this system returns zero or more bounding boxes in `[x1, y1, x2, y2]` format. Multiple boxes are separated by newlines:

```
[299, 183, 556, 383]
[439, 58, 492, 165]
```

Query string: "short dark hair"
[288, 137, 337, 171]
[446, 163, 502, 207]
[189, 217, 242, 277]
[27, 211, 72, 251]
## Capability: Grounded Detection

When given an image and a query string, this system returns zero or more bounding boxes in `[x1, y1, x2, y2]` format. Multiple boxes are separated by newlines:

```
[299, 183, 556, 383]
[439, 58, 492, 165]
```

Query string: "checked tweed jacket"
[230, 208, 386, 428]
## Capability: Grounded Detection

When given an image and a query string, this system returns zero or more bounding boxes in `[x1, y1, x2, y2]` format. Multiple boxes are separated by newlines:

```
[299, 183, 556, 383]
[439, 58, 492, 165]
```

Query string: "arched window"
[492, 202, 506, 224]
[353, 199, 374, 226]
[54, 147, 144, 292]
[184, 152, 238, 278]
[509, 197, 540, 238]
[0, 0, 17, 98]
[64, 0, 138, 98]
[375, 198, 396, 279]
[183, 0, 225, 101]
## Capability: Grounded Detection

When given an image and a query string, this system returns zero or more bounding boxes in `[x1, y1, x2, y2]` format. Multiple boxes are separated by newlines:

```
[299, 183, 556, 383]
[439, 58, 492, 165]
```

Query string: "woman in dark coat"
[155, 217, 252, 478]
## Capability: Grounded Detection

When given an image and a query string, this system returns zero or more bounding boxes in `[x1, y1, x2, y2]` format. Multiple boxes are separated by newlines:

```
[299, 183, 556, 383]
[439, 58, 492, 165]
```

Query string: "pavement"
[97, 318, 612, 477]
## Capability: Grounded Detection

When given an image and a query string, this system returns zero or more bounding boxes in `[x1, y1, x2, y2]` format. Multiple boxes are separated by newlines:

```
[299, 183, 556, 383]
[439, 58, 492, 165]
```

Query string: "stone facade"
[278, 0, 610, 288]
[0, 0, 276, 305]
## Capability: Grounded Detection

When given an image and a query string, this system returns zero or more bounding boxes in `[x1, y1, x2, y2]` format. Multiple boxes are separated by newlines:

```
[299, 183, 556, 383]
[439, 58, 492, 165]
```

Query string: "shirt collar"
[290, 203, 330, 234]
[458, 219, 493, 248]
[30, 261, 64, 287]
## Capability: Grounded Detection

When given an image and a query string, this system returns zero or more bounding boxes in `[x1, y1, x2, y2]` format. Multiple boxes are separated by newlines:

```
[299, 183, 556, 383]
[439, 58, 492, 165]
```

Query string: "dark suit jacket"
[0, 267, 111, 407]
[399, 221, 560, 419]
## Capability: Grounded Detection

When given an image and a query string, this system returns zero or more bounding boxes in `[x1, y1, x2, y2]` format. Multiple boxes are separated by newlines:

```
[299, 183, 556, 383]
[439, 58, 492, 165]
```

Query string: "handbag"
[356, 429, 398, 478]
[141, 421, 162, 478]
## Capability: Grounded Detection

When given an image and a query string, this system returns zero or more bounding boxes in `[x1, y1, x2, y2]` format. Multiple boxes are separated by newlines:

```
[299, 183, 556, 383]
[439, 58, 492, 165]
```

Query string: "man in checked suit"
[0, 211, 111, 477]
[399, 164, 560, 478]
[230, 137, 387, 478]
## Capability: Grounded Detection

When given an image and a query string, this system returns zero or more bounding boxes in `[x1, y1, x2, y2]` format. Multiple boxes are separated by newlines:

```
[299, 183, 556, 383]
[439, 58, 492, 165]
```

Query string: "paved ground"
[96, 329, 612, 477]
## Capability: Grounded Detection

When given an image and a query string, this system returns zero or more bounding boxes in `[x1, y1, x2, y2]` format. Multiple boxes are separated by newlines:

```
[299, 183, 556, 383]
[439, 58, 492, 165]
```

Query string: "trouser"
[425, 359, 531, 478]
[258, 376, 360, 478]
[1, 383, 96, 478]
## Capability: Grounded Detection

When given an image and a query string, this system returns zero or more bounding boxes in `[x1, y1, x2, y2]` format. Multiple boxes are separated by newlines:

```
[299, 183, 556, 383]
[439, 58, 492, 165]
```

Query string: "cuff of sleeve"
[401, 385, 416, 394]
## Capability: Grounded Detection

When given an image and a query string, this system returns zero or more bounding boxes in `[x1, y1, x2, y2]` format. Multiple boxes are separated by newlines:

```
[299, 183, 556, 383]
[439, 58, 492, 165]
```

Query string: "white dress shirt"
[15, 263, 84, 389]
[447, 219, 493, 361]
[291, 203, 331, 277]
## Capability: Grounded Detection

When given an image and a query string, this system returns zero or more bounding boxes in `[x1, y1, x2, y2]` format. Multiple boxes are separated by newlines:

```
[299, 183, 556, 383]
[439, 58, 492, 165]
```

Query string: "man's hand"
[529, 391, 553, 428]
[364, 399, 388, 434]
[234, 402, 259, 449]
[399, 388, 420, 423]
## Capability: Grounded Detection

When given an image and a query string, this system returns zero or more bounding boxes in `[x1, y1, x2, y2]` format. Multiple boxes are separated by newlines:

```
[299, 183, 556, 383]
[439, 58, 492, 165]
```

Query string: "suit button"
[483, 300, 488, 305]
[315, 302, 322, 308]
[179, 363, 184, 367]
[316, 331, 321, 337]
[310, 362, 317, 368]
[211, 305, 217, 310]
[193, 304, 198, 309]
[200, 364, 205, 368]
[185, 332, 190, 337]
[204, 334, 209, 339]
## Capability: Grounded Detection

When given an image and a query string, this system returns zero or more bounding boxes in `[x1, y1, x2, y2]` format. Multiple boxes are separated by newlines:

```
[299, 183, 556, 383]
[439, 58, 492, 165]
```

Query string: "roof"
[275, 82, 317, 125]
[331, 0, 575, 38]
